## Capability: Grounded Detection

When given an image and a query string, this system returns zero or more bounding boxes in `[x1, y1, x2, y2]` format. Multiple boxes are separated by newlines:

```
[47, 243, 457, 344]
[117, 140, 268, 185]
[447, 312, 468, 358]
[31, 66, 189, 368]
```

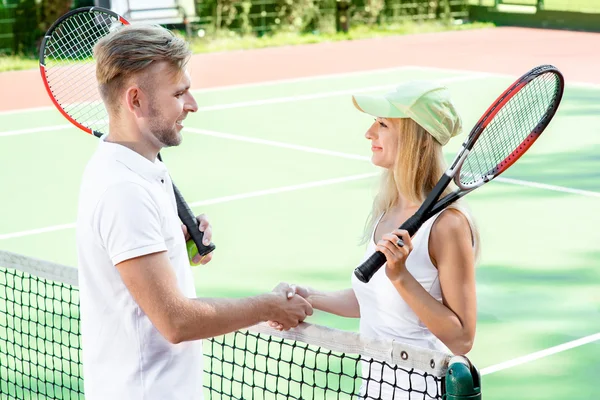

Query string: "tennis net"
[0, 250, 475, 399]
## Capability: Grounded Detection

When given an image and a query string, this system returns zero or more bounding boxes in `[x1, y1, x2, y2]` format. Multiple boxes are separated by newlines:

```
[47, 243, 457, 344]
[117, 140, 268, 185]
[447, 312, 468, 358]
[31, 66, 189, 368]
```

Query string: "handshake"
[265, 282, 313, 331]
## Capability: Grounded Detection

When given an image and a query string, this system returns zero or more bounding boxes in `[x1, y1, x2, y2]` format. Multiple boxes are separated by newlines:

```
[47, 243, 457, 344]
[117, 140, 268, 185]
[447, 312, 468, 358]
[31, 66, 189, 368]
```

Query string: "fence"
[0, 0, 469, 55]
[0, 0, 23, 55]
[192, 0, 469, 36]
[0, 0, 94, 55]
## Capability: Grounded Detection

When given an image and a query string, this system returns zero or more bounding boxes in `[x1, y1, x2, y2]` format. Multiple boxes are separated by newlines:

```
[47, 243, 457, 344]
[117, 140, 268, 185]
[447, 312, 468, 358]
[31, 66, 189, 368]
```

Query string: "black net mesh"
[0, 252, 450, 399]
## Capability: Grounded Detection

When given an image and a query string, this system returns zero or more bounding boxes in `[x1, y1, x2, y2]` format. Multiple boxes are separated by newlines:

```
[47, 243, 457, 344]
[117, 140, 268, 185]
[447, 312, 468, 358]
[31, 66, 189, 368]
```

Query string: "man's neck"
[106, 120, 160, 162]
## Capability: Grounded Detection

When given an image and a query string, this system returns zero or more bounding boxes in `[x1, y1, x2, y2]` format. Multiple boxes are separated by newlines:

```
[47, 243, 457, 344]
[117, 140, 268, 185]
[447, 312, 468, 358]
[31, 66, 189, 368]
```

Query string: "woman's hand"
[375, 229, 413, 282]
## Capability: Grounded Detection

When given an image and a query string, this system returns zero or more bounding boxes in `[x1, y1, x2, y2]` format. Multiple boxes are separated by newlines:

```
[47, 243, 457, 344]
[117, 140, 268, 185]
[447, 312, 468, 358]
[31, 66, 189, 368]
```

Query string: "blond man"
[75, 24, 312, 400]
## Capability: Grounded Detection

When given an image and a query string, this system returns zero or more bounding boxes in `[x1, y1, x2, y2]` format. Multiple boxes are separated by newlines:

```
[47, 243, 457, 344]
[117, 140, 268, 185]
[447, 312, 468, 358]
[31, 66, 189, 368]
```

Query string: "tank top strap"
[371, 213, 385, 244]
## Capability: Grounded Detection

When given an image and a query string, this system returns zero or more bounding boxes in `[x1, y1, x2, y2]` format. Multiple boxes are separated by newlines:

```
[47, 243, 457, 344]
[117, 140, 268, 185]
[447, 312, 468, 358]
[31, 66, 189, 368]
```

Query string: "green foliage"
[192, 0, 465, 38]
[1, 0, 73, 56]
[1, 0, 467, 55]
[194, 0, 340, 35]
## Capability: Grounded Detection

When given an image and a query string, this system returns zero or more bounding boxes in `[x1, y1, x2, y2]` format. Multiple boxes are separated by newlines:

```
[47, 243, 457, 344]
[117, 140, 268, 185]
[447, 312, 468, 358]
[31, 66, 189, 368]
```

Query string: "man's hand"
[271, 282, 310, 300]
[266, 291, 313, 331]
[268, 282, 312, 331]
[181, 214, 213, 265]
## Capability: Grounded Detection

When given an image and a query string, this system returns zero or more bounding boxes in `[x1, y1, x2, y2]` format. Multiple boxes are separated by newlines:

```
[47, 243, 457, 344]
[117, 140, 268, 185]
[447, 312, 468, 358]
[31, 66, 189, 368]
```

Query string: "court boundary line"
[401, 65, 600, 89]
[481, 331, 600, 376]
[1, 67, 598, 238]
[0, 65, 419, 117]
[0, 173, 377, 240]
[194, 65, 417, 92]
[196, 73, 493, 112]
[2, 64, 599, 117]
[1, 123, 597, 239]
[185, 127, 600, 199]
[0, 73, 491, 124]
[186, 128, 371, 161]
[0, 124, 73, 137]
[3, 123, 597, 240]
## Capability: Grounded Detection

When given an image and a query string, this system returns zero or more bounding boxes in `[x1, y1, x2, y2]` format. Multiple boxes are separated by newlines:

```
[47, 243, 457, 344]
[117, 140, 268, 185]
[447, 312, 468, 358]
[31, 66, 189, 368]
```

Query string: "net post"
[444, 356, 481, 400]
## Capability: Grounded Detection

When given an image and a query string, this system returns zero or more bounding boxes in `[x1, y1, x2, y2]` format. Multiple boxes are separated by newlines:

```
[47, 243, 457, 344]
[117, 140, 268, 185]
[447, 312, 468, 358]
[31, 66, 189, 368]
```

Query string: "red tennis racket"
[39, 6, 215, 258]
[355, 65, 565, 283]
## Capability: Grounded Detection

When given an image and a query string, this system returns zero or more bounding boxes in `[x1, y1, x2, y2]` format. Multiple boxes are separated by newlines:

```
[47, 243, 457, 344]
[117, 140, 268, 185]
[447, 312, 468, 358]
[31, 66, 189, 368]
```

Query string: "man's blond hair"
[93, 24, 191, 111]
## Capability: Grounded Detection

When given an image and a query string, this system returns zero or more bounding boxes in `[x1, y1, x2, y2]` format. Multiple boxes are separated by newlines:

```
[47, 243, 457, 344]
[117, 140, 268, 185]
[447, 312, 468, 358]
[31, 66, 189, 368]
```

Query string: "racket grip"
[353, 213, 424, 283]
[353, 252, 387, 283]
[173, 184, 216, 257]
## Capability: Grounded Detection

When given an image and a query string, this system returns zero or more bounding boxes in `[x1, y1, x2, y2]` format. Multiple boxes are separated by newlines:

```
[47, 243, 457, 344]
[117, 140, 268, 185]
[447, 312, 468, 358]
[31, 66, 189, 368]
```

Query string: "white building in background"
[94, 0, 199, 32]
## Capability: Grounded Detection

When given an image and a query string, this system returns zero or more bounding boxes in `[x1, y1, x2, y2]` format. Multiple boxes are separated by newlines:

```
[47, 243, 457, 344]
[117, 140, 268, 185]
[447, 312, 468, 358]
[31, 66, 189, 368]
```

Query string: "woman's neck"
[392, 194, 420, 213]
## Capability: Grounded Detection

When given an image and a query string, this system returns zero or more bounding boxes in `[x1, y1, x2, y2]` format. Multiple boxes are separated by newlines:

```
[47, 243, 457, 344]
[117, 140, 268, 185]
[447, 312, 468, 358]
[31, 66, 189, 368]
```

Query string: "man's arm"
[117, 251, 313, 343]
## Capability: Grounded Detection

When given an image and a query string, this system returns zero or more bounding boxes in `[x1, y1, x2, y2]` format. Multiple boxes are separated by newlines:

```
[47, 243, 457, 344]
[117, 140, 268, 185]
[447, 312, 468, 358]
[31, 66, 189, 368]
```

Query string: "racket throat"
[404, 173, 455, 236]
[420, 173, 454, 213]
[448, 147, 470, 175]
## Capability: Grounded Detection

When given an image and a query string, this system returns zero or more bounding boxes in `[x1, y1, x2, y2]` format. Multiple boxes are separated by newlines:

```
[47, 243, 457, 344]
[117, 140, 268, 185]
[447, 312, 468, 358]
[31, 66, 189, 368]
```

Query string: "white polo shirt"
[75, 137, 204, 400]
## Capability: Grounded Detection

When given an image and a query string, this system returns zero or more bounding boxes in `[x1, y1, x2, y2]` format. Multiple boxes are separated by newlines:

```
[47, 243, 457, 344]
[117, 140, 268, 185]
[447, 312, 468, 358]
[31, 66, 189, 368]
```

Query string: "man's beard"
[148, 100, 182, 147]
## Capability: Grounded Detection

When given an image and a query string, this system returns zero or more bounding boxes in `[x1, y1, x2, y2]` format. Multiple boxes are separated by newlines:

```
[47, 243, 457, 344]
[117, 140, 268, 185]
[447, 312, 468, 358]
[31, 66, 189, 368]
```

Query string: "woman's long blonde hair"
[362, 118, 481, 260]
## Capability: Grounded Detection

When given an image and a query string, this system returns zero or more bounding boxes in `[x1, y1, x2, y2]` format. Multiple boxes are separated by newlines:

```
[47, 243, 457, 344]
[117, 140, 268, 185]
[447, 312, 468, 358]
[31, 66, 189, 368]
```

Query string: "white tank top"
[350, 211, 450, 399]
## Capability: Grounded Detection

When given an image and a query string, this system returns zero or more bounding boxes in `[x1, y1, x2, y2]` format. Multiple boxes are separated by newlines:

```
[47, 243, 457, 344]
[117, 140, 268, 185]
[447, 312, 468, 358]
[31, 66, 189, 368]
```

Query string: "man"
[75, 24, 312, 400]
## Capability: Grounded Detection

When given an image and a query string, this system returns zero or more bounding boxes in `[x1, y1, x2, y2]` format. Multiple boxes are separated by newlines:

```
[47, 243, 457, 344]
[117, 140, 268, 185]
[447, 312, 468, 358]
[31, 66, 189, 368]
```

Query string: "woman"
[271, 81, 480, 399]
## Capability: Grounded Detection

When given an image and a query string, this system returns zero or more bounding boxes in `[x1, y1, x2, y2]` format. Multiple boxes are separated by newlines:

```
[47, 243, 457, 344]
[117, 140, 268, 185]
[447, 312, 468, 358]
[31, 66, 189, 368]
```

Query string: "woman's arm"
[305, 287, 361, 318]
[272, 283, 360, 318]
[376, 209, 476, 355]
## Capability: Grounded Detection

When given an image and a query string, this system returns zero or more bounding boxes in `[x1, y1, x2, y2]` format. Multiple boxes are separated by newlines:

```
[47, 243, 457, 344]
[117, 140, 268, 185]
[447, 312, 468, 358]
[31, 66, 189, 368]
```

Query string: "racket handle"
[353, 213, 424, 283]
[353, 251, 387, 283]
[173, 184, 216, 257]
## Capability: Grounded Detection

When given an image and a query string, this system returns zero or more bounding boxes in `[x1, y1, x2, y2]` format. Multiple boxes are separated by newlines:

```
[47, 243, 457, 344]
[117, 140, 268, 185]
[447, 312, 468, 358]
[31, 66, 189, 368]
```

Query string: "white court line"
[402, 64, 600, 90]
[2, 64, 599, 117]
[0, 67, 597, 239]
[187, 128, 600, 199]
[196, 73, 492, 112]
[0, 73, 492, 137]
[0, 66, 417, 117]
[481, 332, 600, 376]
[0, 173, 377, 240]
[186, 128, 370, 162]
[189, 172, 377, 207]
[0, 223, 77, 240]
[0, 124, 72, 137]
[496, 177, 600, 198]
[194, 65, 417, 93]
[0, 105, 55, 116]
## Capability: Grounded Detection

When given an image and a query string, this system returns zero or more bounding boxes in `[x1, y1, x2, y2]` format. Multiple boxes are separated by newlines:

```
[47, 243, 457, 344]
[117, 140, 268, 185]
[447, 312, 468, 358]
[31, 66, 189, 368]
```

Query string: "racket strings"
[460, 71, 561, 186]
[42, 11, 124, 134]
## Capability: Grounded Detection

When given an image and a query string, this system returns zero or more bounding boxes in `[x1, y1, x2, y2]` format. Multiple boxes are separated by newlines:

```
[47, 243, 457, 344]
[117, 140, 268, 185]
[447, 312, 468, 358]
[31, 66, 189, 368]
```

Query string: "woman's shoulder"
[428, 207, 477, 265]
[431, 208, 472, 237]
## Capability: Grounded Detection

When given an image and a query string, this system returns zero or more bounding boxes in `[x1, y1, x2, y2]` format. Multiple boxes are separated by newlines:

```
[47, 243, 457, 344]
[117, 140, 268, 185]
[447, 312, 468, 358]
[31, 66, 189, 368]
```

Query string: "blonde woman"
[271, 81, 479, 399]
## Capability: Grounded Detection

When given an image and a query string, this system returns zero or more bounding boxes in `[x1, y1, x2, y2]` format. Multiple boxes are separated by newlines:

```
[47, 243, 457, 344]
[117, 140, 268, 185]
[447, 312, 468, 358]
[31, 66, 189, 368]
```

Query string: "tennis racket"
[39, 6, 215, 258]
[354, 64, 564, 283]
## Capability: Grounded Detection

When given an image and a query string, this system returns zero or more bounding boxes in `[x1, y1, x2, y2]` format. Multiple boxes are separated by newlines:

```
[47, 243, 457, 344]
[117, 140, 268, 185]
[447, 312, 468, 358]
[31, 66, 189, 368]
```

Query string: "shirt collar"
[98, 135, 168, 184]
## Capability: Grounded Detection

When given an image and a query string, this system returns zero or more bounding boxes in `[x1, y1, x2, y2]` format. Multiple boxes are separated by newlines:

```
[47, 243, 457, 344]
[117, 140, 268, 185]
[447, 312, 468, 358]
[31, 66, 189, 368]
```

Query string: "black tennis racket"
[354, 65, 564, 283]
[39, 6, 215, 258]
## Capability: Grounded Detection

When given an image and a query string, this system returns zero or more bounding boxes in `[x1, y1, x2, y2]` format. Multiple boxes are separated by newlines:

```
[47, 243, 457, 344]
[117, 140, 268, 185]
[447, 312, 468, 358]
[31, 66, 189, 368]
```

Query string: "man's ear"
[124, 86, 145, 117]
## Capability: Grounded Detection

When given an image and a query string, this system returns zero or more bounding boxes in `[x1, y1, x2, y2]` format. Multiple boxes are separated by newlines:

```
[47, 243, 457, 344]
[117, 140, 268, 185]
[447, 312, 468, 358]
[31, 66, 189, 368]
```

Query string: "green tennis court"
[1, 66, 599, 399]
